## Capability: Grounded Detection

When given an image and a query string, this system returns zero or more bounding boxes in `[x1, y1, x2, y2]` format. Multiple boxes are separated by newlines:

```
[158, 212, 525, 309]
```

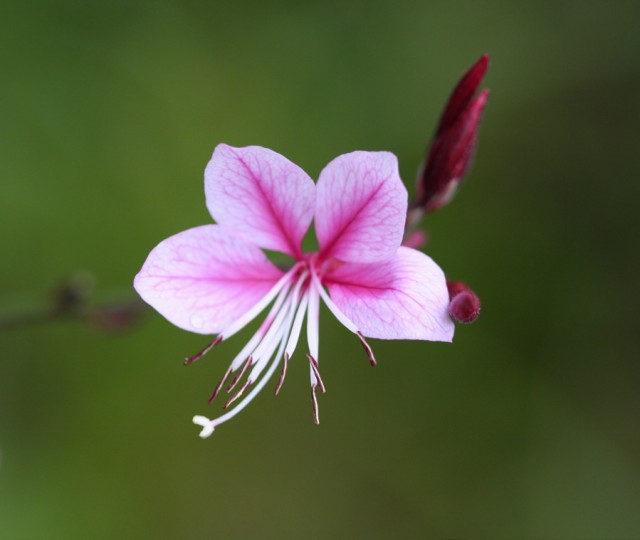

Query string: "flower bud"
[417, 55, 489, 212]
[447, 280, 481, 324]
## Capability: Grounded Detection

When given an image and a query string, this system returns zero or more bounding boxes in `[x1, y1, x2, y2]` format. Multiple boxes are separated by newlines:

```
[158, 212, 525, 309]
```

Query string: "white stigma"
[193, 415, 215, 438]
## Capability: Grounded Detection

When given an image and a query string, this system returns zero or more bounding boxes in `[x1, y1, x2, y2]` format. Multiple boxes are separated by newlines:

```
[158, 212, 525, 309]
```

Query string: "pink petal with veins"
[316, 151, 407, 264]
[325, 247, 454, 342]
[205, 144, 315, 259]
[134, 225, 283, 335]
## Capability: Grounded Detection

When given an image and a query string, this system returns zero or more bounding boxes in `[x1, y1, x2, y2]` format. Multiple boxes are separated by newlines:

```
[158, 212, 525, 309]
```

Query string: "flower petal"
[205, 144, 315, 258]
[316, 151, 407, 263]
[134, 225, 283, 334]
[324, 247, 454, 341]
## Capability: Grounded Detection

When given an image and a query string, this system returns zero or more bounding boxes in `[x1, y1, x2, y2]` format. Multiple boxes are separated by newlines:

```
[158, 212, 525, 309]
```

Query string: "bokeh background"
[1, 1, 639, 538]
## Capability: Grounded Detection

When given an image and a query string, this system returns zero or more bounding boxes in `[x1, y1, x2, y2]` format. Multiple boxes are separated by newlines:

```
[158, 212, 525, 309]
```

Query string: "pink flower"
[134, 144, 454, 437]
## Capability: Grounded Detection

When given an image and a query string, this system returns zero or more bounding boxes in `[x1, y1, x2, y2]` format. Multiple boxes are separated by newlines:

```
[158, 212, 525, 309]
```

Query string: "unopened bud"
[417, 55, 489, 212]
[447, 280, 481, 324]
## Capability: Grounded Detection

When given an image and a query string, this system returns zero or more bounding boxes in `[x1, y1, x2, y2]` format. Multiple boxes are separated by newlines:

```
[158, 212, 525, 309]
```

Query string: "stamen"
[256, 277, 292, 335]
[223, 378, 252, 409]
[306, 281, 320, 360]
[312, 272, 378, 365]
[249, 270, 308, 383]
[227, 333, 260, 372]
[312, 273, 357, 332]
[310, 384, 320, 425]
[207, 367, 232, 404]
[225, 356, 253, 394]
[191, 270, 310, 435]
[284, 293, 309, 359]
[220, 265, 301, 340]
[227, 281, 291, 372]
[356, 331, 377, 366]
[184, 335, 222, 366]
[192, 322, 289, 435]
[248, 320, 287, 384]
[248, 302, 291, 371]
[274, 353, 289, 395]
[307, 354, 326, 393]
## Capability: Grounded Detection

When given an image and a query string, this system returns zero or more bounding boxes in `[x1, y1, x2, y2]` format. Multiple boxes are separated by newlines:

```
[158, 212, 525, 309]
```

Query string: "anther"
[274, 353, 289, 396]
[307, 354, 326, 393]
[226, 356, 253, 393]
[223, 379, 252, 410]
[310, 384, 320, 425]
[184, 335, 222, 366]
[208, 367, 232, 404]
[356, 331, 377, 366]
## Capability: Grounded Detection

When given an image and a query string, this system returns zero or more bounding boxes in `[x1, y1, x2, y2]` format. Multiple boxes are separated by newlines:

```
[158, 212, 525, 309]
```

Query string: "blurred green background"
[1, 1, 639, 538]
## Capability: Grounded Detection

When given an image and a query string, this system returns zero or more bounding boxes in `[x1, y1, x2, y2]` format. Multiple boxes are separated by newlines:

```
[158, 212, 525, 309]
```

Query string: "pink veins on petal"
[134, 144, 454, 438]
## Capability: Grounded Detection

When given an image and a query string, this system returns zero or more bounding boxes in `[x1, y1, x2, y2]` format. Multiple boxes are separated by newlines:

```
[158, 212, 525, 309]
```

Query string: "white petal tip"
[193, 415, 215, 439]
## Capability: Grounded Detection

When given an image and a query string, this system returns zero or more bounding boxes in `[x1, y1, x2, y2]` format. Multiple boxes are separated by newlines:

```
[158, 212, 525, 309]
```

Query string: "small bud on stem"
[447, 280, 481, 324]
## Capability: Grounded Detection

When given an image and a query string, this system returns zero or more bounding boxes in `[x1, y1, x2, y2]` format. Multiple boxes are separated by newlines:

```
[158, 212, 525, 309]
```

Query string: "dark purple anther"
[417, 55, 490, 212]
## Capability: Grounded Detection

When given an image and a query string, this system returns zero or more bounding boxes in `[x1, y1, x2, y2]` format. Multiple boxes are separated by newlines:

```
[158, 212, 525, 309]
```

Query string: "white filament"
[249, 271, 308, 381]
[284, 292, 309, 359]
[306, 280, 320, 386]
[220, 265, 300, 340]
[312, 272, 359, 333]
[193, 270, 312, 437]
[193, 321, 288, 435]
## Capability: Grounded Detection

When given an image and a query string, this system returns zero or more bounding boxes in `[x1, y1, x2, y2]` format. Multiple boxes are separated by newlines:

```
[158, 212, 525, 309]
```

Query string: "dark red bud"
[437, 54, 489, 135]
[447, 280, 481, 324]
[417, 55, 490, 212]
